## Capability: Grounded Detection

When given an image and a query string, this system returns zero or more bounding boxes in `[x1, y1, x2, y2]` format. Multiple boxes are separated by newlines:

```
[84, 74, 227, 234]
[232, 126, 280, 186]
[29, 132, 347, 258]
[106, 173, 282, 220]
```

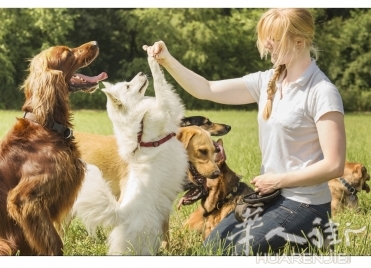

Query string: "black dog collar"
[202, 182, 241, 217]
[339, 177, 357, 201]
[23, 112, 73, 139]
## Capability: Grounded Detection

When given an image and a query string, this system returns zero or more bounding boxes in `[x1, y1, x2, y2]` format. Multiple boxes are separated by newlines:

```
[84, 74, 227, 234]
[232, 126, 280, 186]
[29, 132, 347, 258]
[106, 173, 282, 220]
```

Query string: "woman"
[143, 8, 346, 255]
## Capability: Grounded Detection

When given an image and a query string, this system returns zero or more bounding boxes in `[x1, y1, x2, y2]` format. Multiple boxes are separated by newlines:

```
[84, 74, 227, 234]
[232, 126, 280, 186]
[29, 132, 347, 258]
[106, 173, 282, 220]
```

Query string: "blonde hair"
[256, 8, 317, 120]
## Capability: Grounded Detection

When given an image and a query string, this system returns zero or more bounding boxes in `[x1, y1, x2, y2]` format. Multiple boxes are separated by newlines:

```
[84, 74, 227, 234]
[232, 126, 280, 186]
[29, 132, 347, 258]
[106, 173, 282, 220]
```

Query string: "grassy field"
[0, 109, 370, 257]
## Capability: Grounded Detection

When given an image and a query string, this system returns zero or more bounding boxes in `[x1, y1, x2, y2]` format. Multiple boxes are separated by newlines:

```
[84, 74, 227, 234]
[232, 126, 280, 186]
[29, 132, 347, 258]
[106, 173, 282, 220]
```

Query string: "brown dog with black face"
[180, 116, 231, 136]
[328, 162, 370, 214]
[183, 139, 254, 240]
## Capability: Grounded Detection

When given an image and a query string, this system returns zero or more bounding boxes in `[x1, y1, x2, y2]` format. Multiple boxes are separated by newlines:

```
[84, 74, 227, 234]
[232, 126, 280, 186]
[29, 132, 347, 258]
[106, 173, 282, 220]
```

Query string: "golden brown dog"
[73, 132, 127, 198]
[0, 41, 107, 255]
[183, 139, 254, 240]
[328, 162, 370, 214]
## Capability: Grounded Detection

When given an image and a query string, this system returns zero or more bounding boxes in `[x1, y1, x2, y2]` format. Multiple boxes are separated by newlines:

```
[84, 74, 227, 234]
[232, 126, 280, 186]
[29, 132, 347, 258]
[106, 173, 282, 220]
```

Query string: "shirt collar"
[295, 58, 318, 87]
[275, 59, 318, 87]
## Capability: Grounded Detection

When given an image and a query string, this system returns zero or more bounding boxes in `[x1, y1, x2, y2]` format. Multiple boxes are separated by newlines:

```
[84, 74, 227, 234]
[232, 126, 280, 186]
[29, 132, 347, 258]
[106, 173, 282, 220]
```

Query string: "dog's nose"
[209, 170, 221, 179]
[226, 125, 231, 131]
[90, 41, 99, 48]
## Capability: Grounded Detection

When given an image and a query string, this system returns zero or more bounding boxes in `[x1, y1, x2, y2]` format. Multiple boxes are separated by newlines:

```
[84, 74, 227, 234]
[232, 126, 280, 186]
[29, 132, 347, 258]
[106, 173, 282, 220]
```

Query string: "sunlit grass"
[1, 110, 370, 256]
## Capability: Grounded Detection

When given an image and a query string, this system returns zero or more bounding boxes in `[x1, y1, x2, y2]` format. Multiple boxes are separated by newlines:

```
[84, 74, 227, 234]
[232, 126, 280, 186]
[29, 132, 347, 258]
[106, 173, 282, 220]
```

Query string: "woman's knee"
[204, 196, 332, 255]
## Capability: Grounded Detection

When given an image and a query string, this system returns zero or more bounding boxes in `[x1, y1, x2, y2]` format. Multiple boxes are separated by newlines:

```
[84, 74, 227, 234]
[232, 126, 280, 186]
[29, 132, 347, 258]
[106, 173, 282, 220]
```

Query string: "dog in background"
[180, 116, 231, 136]
[72, 57, 220, 255]
[328, 162, 370, 214]
[183, 139, 254, 240]
[0, 41, 107, 255]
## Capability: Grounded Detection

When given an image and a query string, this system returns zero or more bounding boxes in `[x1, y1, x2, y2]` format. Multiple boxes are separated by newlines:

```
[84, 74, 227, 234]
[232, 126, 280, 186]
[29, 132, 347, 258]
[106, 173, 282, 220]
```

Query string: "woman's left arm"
[252, 111, 346, 194]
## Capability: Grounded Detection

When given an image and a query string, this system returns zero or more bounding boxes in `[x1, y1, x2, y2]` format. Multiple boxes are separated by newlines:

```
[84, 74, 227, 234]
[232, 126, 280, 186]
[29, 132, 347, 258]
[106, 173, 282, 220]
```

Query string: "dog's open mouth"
[177, 185, 207, 210]
[69, 72, 108, 93]
[177, 163, 208, 210]
[138, 79, 148, 94]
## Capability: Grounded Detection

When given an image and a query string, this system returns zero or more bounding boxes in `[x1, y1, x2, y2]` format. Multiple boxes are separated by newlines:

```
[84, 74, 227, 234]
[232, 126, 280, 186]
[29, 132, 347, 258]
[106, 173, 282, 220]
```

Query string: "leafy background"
[0, 8, 371, 111]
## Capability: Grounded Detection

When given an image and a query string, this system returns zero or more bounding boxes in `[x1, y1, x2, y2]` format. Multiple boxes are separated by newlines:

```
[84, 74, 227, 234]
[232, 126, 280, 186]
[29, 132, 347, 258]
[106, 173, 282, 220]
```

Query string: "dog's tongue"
[177, 197, 186, 210]
[177, 188, 202, 210]
[74, 72, 108, 83]
[177, 180, 208, 210]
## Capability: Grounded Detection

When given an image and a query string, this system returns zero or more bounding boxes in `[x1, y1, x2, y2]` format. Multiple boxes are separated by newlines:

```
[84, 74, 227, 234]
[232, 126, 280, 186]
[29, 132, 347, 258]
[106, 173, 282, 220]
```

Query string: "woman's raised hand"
[142, 40, 171, 65]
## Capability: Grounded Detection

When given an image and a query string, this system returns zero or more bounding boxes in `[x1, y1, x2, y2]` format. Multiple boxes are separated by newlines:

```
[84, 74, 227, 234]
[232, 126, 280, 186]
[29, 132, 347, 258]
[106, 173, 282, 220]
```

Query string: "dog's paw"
[148, 56, 164, 79]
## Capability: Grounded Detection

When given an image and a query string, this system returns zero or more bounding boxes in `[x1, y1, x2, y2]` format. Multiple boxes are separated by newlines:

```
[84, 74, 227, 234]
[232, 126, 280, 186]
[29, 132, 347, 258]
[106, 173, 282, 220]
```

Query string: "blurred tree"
[0, 8, 75, 109]
[115, 8, 268, 110]
[64, 8, 134, 109]
[313, 8, 371, 111]
[0, 8, 370, 111]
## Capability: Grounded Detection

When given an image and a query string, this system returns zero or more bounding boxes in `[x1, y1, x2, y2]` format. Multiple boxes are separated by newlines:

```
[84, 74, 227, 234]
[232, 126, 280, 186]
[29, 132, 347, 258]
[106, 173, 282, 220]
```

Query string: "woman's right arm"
[143, 41, 256, 105]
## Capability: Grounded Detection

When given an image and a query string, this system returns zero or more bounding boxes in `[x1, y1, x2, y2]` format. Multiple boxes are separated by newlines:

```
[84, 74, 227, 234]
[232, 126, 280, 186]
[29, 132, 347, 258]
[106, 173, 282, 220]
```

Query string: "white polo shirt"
[243, 59, 344, 204]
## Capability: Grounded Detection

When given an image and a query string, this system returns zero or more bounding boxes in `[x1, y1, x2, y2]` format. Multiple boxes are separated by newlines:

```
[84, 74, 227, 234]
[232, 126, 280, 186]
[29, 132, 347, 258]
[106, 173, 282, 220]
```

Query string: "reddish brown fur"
[0, 42, 101, 255]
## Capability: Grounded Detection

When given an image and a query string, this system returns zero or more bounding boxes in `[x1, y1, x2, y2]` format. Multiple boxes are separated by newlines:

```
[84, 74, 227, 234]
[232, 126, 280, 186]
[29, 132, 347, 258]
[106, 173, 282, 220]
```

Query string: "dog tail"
[72, 164, 120, 236]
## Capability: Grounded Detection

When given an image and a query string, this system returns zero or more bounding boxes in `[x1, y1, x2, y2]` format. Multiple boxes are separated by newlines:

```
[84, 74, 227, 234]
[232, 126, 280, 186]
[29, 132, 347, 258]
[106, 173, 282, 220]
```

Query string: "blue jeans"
[204, 195, 332, 255]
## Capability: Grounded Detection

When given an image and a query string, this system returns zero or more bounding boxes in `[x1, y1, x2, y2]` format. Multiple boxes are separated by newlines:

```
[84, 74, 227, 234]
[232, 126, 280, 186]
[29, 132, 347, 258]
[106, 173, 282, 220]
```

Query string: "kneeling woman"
[143, 8, 345, 255]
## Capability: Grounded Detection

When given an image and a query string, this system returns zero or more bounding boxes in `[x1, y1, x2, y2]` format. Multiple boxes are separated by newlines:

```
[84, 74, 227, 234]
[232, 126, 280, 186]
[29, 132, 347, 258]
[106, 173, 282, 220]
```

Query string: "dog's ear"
[214, 139, 226, 163]
[101, 82, 117, 102]
[102, 81, 113, 89]
[216, 138, 223, 147]
[180, 117, 192, 127]
[363, 181, 370, 193]
[177, 128, 196, 149]
[204, 118, 211, 125]
[360, 165, 368, 178]
[102, 89, 123, 108]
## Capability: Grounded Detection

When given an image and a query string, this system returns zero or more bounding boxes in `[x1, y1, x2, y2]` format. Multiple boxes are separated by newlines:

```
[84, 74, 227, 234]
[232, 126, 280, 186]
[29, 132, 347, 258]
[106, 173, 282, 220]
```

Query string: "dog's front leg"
[148, 56, 166, 87]
[147, 56, 185, 121]
[148, 57, 175, 107]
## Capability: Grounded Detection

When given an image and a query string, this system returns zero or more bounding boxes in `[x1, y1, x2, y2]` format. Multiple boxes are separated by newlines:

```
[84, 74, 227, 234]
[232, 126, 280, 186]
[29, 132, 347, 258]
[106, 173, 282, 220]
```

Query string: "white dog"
[72, 57, 188, 255]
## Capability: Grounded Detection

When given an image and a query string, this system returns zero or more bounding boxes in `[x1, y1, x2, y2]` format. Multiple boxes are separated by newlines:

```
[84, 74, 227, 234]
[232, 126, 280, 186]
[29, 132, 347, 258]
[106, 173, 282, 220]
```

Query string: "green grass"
[1, 109, 370, 256]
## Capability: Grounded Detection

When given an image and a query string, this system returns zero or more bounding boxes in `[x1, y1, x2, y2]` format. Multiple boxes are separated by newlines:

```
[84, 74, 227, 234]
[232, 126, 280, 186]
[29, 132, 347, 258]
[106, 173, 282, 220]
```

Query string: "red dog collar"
[140, 132, 176, 147]
[137, 121, 176, 147]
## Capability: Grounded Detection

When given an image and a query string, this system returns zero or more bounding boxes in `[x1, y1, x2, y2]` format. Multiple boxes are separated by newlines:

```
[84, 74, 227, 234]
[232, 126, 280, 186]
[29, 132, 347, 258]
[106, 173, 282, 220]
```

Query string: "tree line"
[0, 8, 370, 111]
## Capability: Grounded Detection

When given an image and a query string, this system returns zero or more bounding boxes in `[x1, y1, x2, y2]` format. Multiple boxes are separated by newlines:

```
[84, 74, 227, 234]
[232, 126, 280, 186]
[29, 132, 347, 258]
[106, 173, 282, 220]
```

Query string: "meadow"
[0, 109, 370, 256]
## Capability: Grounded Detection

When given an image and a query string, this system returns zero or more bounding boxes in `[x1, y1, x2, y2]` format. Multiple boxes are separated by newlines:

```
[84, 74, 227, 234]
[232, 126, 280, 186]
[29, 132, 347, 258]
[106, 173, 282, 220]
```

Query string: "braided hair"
[262, 64, 285, 120]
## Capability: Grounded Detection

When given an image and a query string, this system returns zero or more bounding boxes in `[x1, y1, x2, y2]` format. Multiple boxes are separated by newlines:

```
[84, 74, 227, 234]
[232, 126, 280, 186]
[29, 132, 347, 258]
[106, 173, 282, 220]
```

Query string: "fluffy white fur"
[72, 57, 188, 255]
[72, 164, 119, 235]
